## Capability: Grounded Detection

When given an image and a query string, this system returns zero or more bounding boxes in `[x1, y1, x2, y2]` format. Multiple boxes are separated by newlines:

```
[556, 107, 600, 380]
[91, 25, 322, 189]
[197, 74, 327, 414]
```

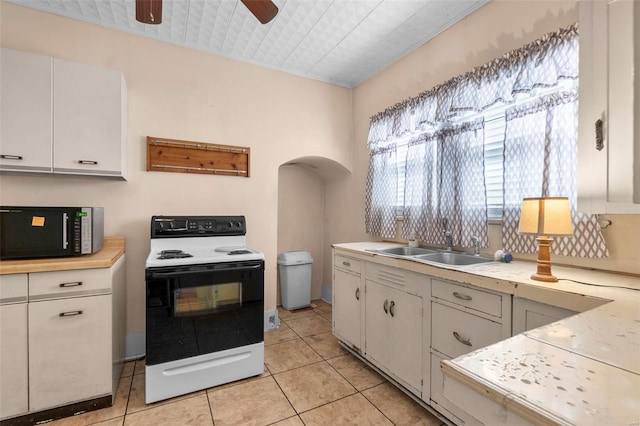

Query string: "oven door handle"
[150, 264, 262, 279]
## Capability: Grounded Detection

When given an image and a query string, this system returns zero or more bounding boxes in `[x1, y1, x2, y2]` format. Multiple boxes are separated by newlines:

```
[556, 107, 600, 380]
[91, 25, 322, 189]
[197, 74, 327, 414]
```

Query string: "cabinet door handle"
[59, 281, 83, 288]
[595, 119, 604, 151]
[342, 261, 351, 267]
[355, 287, 360, 301]
[453, 331, 472, 346]
[78, 160, 99, 165]
[1, 154, 23, 160]
[389, 300, 395, 317]
[453, 291, 472, 301]
[59, 310, 83, 317]
[383, 299, 389, 314]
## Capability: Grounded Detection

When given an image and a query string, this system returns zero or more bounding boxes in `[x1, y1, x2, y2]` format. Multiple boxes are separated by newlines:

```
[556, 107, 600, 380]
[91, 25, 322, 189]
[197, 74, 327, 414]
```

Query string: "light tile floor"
[48, 300, 445, 426]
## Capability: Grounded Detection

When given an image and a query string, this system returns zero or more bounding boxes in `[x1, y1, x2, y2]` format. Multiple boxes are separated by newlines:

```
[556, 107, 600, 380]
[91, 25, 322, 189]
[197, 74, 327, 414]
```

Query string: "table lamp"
[518, 197, 574, 282]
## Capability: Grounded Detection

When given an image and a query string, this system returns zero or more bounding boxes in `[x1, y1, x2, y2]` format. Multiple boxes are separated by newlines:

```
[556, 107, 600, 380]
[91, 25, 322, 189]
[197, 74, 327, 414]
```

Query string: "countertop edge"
[0, 236, 125, 274]
[441, 357, 572, 426]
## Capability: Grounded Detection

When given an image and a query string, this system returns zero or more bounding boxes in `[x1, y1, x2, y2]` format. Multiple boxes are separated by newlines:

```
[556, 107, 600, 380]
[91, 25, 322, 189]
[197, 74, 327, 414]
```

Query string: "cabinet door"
[53, 58, 125, 178]
[333, 268, 362, 351]
[0, 48, 52, 173]
[364, 280, 390, 369]
[512, 298, 577, 335]
[29, 295, 112, 411]
[578, 0, 639, 213]
[0, 303, 28, 419]
[387, 287, 422, 392]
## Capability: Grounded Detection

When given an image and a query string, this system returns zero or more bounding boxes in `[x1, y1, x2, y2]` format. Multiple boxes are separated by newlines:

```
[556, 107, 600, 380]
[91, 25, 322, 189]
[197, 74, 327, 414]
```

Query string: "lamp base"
[531, 236, 558, 283]
[530, 272, 558, 282]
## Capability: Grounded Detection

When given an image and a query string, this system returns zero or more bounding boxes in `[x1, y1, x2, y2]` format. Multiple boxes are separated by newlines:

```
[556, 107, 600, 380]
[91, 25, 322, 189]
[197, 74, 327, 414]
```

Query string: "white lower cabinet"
[29, 295, 112, 411]
[333, 254, 363, 351]
[331, 248, 517, 425]
[512, 297, 577, 335]
[0, 255, 126, 422]
[364, 270, 423, 395]
[0, 274, 29, 419]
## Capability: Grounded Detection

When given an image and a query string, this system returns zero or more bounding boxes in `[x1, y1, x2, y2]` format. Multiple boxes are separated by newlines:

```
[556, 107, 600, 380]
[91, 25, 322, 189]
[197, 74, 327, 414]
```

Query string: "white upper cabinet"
[578, 0, 639, 213]
[0, 49, 53, 173]
[0, 48, 127, 179]
[53, 58, 127, 178]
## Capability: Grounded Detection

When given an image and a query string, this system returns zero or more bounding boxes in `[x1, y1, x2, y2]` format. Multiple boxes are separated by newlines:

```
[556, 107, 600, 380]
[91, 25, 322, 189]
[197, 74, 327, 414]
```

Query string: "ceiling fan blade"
[136, 0, 162, 25]
[240, 0, 279, 24]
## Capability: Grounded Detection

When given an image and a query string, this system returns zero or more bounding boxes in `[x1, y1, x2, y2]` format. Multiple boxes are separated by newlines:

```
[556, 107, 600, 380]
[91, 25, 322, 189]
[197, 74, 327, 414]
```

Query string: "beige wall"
[0, 3, 354, 334]
[277, 165, 325, 303]
[328, 0, 639, 276]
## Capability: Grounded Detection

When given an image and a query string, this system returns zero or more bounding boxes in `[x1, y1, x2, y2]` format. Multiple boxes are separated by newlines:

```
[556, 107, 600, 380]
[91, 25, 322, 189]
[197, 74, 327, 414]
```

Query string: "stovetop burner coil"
[157, 249, 193, 260]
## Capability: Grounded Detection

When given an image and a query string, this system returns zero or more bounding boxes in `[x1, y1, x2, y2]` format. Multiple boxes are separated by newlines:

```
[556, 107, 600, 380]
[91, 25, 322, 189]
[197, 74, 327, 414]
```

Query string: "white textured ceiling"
[6, 0, 489, 88]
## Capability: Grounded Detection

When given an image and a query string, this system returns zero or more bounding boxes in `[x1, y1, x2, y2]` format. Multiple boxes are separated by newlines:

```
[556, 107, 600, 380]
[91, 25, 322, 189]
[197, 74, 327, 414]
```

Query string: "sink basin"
[374, 247, 439, 256]
[415, 252, 494, 266]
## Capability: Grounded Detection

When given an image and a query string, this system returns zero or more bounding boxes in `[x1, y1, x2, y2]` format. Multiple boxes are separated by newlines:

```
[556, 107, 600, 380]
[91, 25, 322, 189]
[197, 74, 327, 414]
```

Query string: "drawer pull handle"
[453, 292, 472, 301]
[59, 310, 83, 317]
[595, 119, 604, 151]
[383, 299, 389, 314]
[355, 287, 360, 301]
[1, 154, 23, 160]
[78, 160, 99, 165]
[342, 261, 351, 267]
[389, 300, 395, 317]
[453, 331, 472, 346]
[59, 281, 83, 288]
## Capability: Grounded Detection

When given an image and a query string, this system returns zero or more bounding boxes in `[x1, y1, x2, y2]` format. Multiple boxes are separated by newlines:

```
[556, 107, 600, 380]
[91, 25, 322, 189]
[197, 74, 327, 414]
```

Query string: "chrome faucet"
[444, 231, 453, 251]
[470, 235, 480, 256]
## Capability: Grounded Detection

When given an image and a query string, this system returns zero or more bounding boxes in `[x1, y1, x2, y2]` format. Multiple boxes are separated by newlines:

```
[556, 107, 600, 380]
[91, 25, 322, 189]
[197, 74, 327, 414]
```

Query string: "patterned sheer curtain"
[402, 119, 487, 247]
[365, 23, 595, 249]
[502, 90, 608, 257]
[365, 145, 397, 238]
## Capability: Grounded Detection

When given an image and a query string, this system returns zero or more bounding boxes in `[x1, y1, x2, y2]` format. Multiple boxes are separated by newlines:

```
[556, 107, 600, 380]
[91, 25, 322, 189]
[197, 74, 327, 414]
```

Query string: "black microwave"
[0, 206, 104, 260]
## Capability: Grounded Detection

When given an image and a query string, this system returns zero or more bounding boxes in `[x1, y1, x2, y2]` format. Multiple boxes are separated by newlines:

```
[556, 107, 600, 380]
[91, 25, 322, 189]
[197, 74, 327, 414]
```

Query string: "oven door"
[145, 260, 264, 366]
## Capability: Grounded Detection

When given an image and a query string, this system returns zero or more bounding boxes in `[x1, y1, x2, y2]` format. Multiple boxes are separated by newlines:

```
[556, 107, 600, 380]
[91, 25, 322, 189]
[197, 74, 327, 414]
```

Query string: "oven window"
[174, 282, 241, 316]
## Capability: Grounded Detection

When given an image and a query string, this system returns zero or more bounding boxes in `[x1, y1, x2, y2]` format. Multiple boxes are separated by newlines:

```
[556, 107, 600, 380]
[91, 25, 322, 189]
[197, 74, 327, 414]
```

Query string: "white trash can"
[277, 250, 313, 310]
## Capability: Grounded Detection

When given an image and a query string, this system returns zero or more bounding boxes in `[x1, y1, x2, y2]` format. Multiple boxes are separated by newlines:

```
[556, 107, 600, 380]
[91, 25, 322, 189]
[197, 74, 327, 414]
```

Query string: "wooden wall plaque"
[146, 136, 250, 177]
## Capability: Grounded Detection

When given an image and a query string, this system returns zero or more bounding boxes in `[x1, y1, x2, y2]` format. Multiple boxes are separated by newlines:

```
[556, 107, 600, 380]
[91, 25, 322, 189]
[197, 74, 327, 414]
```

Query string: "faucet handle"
[470, 235, 480, 256]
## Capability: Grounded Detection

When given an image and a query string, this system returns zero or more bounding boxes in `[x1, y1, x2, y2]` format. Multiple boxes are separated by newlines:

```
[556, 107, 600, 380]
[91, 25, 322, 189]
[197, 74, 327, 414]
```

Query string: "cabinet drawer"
[432, 279, 502, 318]
[366, 262, 426, 292]
[432, 302, 503, 359]
[0, 274, 28, 304]
[335, 254, 362, 276]
[29, 268, 111, 301]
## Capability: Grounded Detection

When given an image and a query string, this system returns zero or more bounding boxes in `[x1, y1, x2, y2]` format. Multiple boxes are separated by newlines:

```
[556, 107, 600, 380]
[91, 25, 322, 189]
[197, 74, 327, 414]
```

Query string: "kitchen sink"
[372, 247, 439, 256]
[414, 252, 494, 266]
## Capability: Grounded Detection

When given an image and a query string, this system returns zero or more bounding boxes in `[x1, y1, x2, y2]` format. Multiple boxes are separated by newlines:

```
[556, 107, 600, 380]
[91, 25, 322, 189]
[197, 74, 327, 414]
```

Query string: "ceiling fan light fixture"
[240, 0, 279, 24]
[136, 0, 162, 25]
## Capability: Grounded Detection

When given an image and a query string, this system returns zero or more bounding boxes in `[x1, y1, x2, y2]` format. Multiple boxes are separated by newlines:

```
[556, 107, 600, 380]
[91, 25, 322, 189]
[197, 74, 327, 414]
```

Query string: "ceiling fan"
[135, 0, 279, 25]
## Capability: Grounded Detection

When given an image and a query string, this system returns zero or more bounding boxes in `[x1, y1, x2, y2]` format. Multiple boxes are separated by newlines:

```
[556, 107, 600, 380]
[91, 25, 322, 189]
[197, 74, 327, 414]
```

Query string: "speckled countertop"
[333, 242, 640, 425]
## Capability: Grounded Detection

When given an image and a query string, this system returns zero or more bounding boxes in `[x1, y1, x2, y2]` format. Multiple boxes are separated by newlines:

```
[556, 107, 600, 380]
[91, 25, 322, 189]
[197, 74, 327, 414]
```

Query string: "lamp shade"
[518, 197, 574, 236]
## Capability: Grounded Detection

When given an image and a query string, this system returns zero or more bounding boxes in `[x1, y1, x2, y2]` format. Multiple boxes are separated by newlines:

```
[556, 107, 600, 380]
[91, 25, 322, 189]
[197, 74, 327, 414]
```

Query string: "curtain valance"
[367, 23, 578, 150]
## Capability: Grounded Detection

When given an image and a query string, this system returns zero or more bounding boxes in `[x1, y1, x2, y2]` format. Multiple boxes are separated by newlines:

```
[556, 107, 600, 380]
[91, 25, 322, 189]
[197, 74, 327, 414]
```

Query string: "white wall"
[0, 3, 354, 335]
